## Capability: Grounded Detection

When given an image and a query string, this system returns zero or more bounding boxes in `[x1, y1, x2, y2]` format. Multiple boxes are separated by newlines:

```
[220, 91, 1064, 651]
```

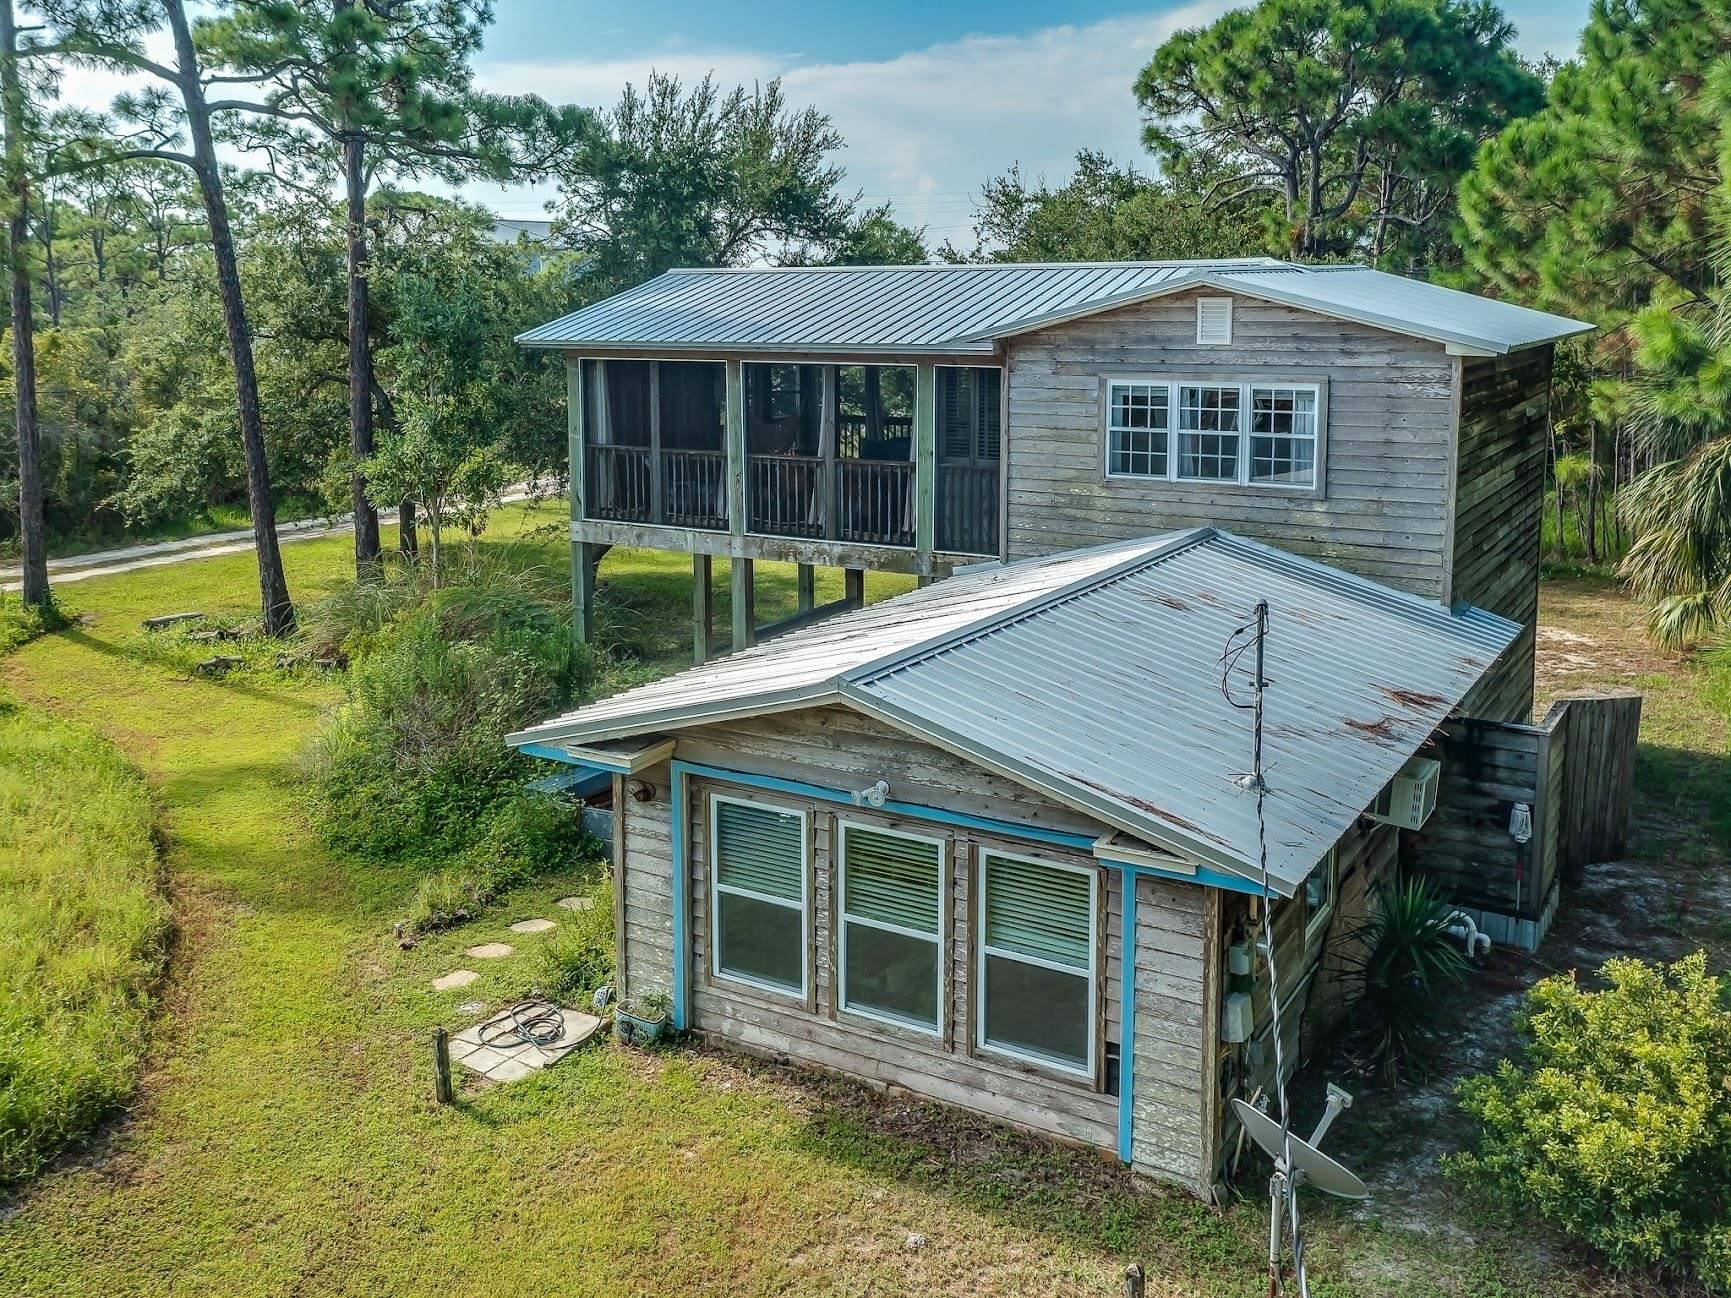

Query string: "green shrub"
[1341, 872, 1470, 1082]
[1448, 952, 1731, 1292]
[309, 591, 589, 864]
[406, 868, 488, 934]
[533, 880, 615, 999]
[0, 704, 170, 1183]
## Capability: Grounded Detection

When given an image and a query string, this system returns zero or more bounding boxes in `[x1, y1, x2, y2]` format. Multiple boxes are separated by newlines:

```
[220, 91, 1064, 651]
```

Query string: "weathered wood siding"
[1131, 877, 1218, 1191]
[608, 704, 1218, 1190]
[1002, 289, 1458, 598]
[1408, 716, 1552, 920]
[617, 758, 675, 1002]
[1449, 349, 1554, 722]
[1213, 816, 1396, 1181]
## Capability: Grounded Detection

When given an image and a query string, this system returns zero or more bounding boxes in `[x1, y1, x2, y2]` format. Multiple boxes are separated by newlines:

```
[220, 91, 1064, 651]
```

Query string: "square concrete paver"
[508, 917, 557, 935]
[431, 969, 479, 991]
[448, 1001, 603, 1083]
[464, 942, 513, 959]
[555, 896, 595, 911]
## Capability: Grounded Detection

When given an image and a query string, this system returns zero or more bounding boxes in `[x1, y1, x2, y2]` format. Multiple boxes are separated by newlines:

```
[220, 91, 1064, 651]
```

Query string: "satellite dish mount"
[1233, 1083, 1369, 1297]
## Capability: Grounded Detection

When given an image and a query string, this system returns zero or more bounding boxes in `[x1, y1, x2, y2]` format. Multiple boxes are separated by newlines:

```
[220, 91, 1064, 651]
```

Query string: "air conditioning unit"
[1369, 756, 1441, 830]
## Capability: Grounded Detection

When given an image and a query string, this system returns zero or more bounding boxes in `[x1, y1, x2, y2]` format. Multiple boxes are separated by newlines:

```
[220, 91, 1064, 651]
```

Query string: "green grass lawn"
[0, 502, 1719, 1296]
[0, 696, 170, 1183]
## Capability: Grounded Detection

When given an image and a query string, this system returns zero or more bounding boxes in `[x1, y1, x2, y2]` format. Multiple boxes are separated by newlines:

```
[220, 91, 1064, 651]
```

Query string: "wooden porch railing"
[588, 442, 992, 555]
[747, 455, 825, 538]
[663, 449, 728, 531]
[585, 444, 651, 522]
[837, 460, 915, 547]
[585, 445, 729, 530]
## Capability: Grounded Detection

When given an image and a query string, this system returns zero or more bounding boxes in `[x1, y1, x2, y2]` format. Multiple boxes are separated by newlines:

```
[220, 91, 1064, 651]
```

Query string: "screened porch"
[578, 358, 1001, 558]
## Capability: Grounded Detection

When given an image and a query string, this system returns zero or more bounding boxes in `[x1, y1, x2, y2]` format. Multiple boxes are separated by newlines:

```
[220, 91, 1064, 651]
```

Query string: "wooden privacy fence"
[1408, 691, 1642, 949]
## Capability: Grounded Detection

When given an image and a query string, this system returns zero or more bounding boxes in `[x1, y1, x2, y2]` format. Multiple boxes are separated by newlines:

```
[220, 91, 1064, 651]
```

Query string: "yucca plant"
[1342, 872, 1471, 1084]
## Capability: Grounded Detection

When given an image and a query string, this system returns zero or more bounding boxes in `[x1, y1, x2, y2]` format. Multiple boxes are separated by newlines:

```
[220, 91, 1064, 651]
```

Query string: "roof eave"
[505, 683, 845, 749]
[513, 337, 1002, 356]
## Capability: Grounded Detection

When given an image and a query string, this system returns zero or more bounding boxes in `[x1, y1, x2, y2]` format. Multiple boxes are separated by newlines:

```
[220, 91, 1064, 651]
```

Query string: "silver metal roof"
[516, 258, 1590, 356]
[509, 530, 1519, 893]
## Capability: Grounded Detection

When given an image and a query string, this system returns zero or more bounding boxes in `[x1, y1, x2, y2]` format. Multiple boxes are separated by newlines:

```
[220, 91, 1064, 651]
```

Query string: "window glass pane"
[982, 855, 1092, 969]
[844, 922, 939, 1027]
[983, 954, 1089, 1068]
[714, 800, 803, 900]
[843, 828, 941, 934]
[1177, 385, 1241, 481]
[1249, 387, 1317, 486]
[1107, 384, 1170, 478]
[716, 890, 803, 991]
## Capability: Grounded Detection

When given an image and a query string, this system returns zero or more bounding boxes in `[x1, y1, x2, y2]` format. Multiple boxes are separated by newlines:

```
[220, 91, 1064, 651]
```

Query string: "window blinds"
[714, 800, 804, 900]
[842, 827, 941, 934]
[982, 854, 1092, 968]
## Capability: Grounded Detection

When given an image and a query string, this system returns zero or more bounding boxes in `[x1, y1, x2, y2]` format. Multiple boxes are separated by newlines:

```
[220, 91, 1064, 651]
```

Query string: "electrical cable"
[1220, 600, 1309, 1298]
[476, 992, 568, 1054]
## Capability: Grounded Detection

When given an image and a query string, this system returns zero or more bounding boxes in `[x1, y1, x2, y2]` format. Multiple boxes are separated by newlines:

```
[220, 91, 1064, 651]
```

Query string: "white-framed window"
[1177, 384, 1242, 481]
[838, 821, 945, 1034]
[1104, 378, 1322, 490]
[709, 794, 808, 996]
[1107, 381, 1170, 477]
[976, 850, 1098, 1077]
[1250, 385, 1319, 486]
[1302, 848, 1337, 941]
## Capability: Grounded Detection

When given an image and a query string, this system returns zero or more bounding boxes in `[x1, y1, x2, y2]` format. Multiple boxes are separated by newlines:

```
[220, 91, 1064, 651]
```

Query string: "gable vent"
[1196, 296, 1234, 345]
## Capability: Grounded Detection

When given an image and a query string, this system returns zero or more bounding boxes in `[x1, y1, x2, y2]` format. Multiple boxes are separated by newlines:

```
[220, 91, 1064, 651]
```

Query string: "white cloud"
[470, 6, 1237, 246]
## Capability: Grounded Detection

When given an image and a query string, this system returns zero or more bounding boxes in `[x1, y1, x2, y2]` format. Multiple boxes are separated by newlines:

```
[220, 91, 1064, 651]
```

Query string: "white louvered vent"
[1196, 296, 1234, 345]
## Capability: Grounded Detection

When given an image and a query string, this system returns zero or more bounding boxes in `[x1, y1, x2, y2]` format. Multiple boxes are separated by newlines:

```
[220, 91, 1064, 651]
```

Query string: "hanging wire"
[1220, 600, 1309, 1298]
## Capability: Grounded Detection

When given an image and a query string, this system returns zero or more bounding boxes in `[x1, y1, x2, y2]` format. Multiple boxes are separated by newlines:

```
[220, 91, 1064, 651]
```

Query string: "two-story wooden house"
[505, 261, 1600, 1195]
[521, 258, 1589, 724]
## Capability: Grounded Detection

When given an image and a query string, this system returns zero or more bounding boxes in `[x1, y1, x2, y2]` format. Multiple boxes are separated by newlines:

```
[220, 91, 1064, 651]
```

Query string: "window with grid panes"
[1250, 385, 1318, 486]
[1106, 382, 1170, 477]
[1177, 384, 1242, 481]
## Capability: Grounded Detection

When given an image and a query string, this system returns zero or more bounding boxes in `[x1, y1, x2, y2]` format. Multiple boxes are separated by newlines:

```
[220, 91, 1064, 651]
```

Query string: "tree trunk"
[1, 0, 48, 608]
[1584, 422, 1599, 563]
[166, 0, 294, 634]
[399, 497, 417, 557]
[1551, 426, 1567, 560]
[343, 130, 380, 576]
[427, 500, 442, 589]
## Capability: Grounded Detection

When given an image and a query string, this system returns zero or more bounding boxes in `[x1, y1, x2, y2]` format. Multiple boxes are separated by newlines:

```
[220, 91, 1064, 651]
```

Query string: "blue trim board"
[517, 741, 635, 771]
[669, 758, 1263, 894]
[1119, 877, 1137, 1164]
[671, 765, 690, 1030]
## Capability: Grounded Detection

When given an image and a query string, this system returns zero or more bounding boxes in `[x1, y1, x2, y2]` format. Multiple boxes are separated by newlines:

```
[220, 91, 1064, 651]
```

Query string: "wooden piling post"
[1123, 1263, 1144, 1298]
[432, 1026, 453, 1105]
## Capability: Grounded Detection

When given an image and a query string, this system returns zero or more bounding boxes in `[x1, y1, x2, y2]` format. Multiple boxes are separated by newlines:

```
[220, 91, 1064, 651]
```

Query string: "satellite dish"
[1233, 1094, 1369, 1200]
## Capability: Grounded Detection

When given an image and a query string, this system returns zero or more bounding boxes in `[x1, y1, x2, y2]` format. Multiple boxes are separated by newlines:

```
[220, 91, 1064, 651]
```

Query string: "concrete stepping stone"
[556, 896, 595, 911]
[508, 917, 557, 935]
[464, 942, 514, 959]
[432, 969, 479, 991]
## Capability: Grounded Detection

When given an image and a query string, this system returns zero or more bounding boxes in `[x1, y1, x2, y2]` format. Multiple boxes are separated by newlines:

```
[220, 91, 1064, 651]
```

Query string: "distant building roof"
[489, 218, 555, 245]
[508, 529, 1520, 893]
[515, 258, 1592, 357]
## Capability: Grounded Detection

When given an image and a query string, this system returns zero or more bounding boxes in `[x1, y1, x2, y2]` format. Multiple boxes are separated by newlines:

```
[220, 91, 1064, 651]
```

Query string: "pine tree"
[198, 0, 581, 578]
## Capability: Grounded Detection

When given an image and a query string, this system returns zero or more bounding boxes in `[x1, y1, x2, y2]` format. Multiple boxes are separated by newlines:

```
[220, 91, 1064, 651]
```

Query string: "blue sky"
[58, 0, 1596, 250]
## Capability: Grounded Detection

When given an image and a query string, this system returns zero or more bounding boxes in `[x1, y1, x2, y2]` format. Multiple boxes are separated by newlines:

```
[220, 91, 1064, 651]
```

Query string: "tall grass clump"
[0, 695, 170, 1183]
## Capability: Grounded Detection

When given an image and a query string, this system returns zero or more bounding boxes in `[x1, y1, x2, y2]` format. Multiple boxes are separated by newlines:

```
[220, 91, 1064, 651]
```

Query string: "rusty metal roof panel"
[516, 259, 1590, 355]
[509, 530, 1517, 893]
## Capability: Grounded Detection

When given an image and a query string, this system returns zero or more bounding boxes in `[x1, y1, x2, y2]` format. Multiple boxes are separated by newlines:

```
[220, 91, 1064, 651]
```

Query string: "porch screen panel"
[712, 799, 806, 994]
[979, 853, 1095, 1072]
[840, 826, 942, 1031]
